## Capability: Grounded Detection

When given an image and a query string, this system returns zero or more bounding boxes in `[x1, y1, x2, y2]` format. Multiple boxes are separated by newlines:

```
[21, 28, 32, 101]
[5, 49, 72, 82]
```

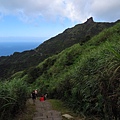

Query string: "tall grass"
[38, 22, 119, 119]
[10, 22, 120, 119]
[0, 79, 28, 120]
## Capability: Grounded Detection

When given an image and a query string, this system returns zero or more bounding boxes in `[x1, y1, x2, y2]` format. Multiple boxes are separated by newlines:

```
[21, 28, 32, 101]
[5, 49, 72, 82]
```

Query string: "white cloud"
[90, 0, 120, 21]
[0, 0, 120, 23]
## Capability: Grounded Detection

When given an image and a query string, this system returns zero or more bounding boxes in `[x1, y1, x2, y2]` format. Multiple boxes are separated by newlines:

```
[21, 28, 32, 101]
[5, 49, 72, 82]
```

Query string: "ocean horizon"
[0, 42, 41, 56]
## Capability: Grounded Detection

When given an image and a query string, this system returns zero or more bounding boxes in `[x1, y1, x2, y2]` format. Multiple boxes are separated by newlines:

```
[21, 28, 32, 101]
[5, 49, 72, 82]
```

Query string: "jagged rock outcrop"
[85, 17, 94, 24]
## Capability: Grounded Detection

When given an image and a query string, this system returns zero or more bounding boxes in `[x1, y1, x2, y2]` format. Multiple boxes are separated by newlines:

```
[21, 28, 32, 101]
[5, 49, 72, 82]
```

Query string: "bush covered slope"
[1, 22, 120, 119]
[11, 22, 120, 119]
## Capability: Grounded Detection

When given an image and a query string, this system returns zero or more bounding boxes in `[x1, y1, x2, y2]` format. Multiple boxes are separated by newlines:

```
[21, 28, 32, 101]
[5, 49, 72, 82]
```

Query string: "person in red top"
[40, 95, 45, 101]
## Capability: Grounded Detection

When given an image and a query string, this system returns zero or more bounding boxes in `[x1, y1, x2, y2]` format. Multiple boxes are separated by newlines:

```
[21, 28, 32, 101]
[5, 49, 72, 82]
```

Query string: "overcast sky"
[0, 0, 120, 42]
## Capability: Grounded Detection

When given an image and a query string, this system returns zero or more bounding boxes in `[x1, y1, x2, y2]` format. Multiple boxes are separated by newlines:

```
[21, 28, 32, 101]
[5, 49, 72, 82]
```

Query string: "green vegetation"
[13, 100, 36, 120]
[0, 18, 117, 79]
[30, 22, 119, 119]
[0, 21, 120, 120]
[0, 79, 28, 120]
[49, 99, 84, 120]
[49, 99, 71, 114]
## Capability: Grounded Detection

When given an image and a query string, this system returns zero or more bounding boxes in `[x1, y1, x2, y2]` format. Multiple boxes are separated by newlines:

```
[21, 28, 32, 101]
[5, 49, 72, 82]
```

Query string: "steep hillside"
[1, 20, 120, 120]
[12, 22, 120, 119]
[36, 17, 117, 54]
[0, 17, 119, 79]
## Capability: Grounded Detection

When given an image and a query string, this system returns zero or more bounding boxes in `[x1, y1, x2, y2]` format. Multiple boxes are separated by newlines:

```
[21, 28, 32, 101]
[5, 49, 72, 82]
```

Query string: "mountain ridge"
[0, 17, 119, 79]
[1, 19, 120, 120]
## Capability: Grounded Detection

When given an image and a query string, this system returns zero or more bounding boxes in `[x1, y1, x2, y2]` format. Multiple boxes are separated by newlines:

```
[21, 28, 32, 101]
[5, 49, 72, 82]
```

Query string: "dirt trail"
[30, 99, 62, 120]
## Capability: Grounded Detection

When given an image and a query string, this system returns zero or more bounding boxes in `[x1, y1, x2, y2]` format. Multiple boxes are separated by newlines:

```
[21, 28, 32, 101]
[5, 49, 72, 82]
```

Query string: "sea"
[0, 42, 42, 57]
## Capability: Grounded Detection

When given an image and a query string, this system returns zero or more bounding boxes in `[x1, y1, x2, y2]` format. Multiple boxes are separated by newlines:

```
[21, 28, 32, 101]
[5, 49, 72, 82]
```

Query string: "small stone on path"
[62, 114, 74, 119]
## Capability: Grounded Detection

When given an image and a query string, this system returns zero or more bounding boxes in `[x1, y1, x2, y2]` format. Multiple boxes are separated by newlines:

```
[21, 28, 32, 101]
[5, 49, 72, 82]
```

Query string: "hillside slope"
[0, 17, 119, 79]
[13, 22, 120, 119]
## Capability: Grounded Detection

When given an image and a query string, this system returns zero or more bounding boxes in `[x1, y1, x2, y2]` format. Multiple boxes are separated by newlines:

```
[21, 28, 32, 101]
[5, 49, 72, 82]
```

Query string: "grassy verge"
[48, 99, 84, 120]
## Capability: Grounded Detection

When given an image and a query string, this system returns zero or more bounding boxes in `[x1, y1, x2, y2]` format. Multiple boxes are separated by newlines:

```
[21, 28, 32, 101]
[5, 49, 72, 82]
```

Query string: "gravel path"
[32, 99, 62, 120]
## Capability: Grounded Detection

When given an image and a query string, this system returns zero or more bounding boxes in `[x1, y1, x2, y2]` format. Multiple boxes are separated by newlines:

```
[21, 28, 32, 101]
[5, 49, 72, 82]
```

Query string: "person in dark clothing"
[35, 89, 38, 99]
[31, 90, 36, 104]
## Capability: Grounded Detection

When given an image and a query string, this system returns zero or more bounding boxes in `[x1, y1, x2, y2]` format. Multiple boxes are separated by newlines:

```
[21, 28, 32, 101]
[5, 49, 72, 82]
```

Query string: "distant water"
[0, 42, 41, 56]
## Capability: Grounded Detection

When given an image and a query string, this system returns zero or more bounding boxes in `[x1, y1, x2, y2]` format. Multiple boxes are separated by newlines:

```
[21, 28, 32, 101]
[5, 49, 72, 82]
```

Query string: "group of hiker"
[31, 89, 47, 104]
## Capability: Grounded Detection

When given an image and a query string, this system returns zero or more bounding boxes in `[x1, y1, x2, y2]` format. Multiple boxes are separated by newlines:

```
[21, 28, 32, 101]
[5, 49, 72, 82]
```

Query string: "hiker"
[31, 90, 36, 104]
[35, 89, 38, 99]
[40, 95, 45, 101]
[44, 93, 48, 100]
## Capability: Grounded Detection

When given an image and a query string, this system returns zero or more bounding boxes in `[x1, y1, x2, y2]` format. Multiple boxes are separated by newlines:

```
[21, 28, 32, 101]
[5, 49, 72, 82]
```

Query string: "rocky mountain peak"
[85, 17, 94, 24]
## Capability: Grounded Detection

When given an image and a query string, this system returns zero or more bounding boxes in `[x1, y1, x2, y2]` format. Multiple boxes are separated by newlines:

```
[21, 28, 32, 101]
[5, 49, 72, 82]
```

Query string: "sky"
[0, 0, 120, 43]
